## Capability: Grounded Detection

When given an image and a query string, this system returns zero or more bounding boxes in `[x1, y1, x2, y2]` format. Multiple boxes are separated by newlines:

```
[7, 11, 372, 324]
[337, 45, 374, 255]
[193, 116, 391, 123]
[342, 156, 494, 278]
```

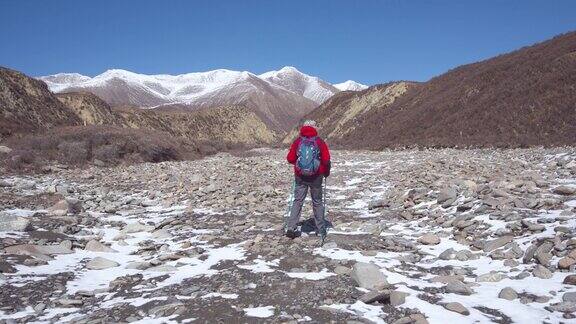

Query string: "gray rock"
[368, 199, 386, 210]
[548, 301, 576, 313]
[563, 292, 576, 302]
[151, 229, 172, 239]
[104, 205, 118, 214]
[476, 272, 506, 282]
[123, 222, 155, 233]
[0, 213, 32, 232]
[437, 187, 457, 204]
[85, 240, 117, 253]
[350, 262, 388, 290]
[359, 290, 390, 304]
[390, 291, 409, 306]
[523, 243, 538, 263]
[444, 302, 469, 315]
[86, 257, 119, 270]
[563, 275, 576, 285]
[499, 287, 518, 300]
[146, 265, 178, 272]
[3, 244, 73, 258]
[323, 241, 338, 249]
[148, 301, 185, 317]
[534, 242, 554, 266]
[58, 298, 83, 307]
[482, 236, 513, 252]
[0, 145, 12, 154]
[532, 265, 553, 279]
[418, 233, 440, 245]
[439, 248, 456, 260]
[455, 250, 473, 261]
[125, 261, 152, 270]
[445, 280, 474, 295]
[553, 185, 576, 196]
[334, 266, 351, 275]
[49, 198, 83, 215]
[558, 256, 576, 270]
[33, 303, 46, 313]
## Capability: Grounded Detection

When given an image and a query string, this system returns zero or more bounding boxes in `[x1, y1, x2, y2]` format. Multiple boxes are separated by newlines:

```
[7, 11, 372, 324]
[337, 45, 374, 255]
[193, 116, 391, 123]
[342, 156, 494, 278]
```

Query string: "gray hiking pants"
[287, 175, 325, 233]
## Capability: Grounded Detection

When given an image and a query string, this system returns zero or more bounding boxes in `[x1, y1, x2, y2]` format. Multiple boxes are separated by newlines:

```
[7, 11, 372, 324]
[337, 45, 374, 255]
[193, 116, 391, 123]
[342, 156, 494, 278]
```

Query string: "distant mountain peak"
[38, 67, 369, 131]
[334, 80, 368, 91]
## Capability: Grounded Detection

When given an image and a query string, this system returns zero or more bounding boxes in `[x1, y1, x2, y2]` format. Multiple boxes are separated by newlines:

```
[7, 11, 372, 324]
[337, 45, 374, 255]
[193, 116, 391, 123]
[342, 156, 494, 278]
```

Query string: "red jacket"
[287, 126, 331, 177]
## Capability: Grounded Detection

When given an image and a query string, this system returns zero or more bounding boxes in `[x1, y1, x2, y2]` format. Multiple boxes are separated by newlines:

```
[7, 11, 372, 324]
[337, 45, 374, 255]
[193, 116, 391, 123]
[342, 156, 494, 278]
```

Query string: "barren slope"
[307, 32, 576, 148]
[0, 67, 81, 139]
[284, 82, 416, 144]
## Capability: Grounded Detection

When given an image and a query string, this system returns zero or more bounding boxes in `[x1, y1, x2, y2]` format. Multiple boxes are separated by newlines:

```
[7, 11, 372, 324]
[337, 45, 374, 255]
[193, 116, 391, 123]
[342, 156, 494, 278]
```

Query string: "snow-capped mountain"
[334, 80, 368, 91]
[258, 66, 339, 104]
[39, 67, 367, 132]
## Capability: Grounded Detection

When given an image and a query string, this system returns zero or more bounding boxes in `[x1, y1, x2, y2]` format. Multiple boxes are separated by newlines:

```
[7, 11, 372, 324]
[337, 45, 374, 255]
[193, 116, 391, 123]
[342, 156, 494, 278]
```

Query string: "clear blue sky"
[1, 0, 575, 85]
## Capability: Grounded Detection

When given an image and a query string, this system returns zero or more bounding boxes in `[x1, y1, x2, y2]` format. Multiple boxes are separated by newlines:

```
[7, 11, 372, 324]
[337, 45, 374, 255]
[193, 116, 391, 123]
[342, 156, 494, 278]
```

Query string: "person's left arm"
[318, 139, 331, 176]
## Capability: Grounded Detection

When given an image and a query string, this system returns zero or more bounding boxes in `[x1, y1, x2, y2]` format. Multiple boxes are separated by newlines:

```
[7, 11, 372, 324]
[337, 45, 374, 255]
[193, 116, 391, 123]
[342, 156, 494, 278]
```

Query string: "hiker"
[286, 120, 331, 240]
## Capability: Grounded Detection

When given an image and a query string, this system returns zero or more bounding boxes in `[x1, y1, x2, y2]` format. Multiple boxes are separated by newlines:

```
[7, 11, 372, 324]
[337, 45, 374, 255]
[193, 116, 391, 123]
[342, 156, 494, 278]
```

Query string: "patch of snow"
[201, 292, 239, 299]
[325, 301, 385, 324]
[238, 258, 280, 273]
[243, 306, 275, 318]
[285, 268, 336, 280]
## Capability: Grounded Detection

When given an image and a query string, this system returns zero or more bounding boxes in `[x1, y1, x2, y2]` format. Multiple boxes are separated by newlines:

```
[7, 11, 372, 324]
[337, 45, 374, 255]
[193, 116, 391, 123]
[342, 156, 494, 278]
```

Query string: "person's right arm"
[286, 139, 299, 164]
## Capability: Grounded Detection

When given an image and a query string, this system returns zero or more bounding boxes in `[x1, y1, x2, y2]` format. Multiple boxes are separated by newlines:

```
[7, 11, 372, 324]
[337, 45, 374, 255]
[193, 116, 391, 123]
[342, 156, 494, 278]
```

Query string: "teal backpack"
[296, 136, 320, 176]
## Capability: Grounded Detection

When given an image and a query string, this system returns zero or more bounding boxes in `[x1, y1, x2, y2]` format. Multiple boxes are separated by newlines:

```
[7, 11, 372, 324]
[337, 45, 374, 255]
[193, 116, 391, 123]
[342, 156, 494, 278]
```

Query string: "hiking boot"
[286, 229, 299, 239]
[316, 229, 327, 238]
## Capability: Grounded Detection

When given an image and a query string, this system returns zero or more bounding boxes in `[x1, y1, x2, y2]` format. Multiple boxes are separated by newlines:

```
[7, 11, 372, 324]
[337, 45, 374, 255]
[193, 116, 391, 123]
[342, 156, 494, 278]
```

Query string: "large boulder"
[84, 240, 117, 253]
[552, 185, 576, 196]
[445, 280, 474, 295]
[86, 257, 119, 270]
[0, 146, 12, 154]
[49, 198, 83, 215]
[563, 275, 576, 285]
[437, 187, 457, 205]
[418, 234, 440, 245]
[0, 213, 32, 231]
[444, 302, 470, 315]
[3, 243, 73, 261]
[350, 262, 388, 290]
[122, 222, 155, 233]
[499, 287, 518, 300]
[482, 236, 513, 252]
[533, 265, 553, 279]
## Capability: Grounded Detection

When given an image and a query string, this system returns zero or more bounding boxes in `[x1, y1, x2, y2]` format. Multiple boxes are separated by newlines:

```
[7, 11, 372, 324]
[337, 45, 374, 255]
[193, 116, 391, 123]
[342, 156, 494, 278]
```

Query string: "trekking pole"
[319, 176, 328, 247]
[284, 179, 295, 232]
[323, 177, 327, 224]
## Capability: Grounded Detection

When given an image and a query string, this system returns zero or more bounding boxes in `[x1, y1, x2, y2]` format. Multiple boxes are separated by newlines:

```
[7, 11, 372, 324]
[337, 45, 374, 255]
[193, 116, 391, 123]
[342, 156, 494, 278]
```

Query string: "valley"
[1, 148, 575, 323]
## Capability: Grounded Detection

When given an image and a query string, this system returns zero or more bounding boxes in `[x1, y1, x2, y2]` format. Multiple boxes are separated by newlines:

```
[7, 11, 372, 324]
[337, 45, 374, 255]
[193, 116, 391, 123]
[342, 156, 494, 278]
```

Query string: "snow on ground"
[243, 305, 275, 318]
[1, 149, 575, 323]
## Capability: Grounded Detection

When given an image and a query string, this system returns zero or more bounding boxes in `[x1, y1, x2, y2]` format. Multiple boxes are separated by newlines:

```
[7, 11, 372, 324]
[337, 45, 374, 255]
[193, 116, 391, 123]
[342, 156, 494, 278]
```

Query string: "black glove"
[324, 161, 331, 178]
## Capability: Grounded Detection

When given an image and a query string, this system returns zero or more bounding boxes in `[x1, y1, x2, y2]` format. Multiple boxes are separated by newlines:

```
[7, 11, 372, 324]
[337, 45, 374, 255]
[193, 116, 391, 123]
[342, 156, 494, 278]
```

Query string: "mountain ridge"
[39, 66, 366, 132]
[0, 67, 277, 146]
[301, 31, 576, 148]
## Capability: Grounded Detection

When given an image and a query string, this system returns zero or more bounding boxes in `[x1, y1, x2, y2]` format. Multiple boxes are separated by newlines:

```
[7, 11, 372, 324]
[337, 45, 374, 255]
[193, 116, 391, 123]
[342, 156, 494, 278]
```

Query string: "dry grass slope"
[303, 31, 576, 148]
[0, 67, 82, 139]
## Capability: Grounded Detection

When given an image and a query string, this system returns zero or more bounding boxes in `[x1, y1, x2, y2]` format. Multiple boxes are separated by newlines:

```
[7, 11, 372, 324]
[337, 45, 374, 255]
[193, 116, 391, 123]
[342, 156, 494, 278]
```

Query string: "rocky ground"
[1, 148, 576, 323]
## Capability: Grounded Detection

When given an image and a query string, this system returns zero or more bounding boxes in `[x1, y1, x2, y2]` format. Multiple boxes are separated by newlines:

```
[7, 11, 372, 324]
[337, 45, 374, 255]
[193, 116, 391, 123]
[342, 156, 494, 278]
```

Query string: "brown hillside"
[0, 67, 277, 147]
[283, 82, 417, 144]
[117, 105, 277, 145]
[0, 67, 81, 139]
[55, 92, 125, 126]
[316, 32, 576, 148]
